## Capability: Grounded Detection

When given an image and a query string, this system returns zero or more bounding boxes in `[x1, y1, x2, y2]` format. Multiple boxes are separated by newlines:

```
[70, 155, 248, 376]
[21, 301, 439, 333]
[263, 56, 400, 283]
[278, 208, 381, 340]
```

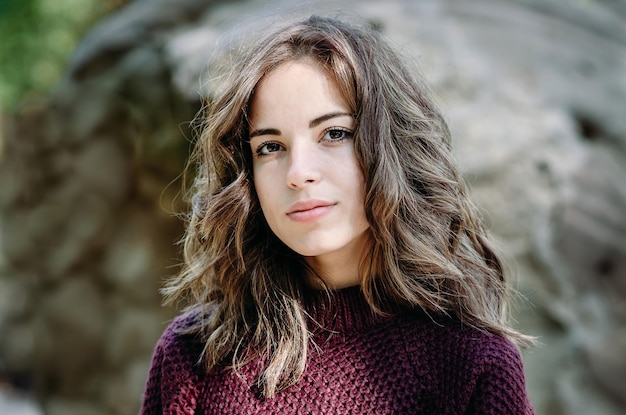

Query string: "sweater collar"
[304, 285, 404, 341]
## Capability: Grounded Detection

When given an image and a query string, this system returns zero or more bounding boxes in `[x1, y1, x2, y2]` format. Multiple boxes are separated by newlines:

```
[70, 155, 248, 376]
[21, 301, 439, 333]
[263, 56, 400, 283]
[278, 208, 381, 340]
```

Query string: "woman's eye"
[322, 128, 353, 143]
[255, 141, 283, 157]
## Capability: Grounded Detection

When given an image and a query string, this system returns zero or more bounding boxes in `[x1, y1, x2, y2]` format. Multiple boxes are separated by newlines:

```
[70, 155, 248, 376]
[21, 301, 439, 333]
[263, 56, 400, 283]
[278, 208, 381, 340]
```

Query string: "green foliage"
[0, 0, 125, 110]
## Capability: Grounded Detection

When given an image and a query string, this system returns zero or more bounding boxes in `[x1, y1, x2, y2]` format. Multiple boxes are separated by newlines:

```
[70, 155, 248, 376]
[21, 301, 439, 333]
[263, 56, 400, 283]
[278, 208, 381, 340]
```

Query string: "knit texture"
[140, 287, 534, 414]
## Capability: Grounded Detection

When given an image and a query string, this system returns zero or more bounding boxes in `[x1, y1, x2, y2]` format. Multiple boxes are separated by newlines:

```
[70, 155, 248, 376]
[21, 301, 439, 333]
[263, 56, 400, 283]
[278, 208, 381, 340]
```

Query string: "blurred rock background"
[0, 0, 624, 414]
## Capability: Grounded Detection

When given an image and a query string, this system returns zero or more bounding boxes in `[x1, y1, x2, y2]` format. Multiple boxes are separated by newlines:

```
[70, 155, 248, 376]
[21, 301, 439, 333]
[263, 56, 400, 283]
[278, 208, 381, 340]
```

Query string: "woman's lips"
[287, 200, 335, 222]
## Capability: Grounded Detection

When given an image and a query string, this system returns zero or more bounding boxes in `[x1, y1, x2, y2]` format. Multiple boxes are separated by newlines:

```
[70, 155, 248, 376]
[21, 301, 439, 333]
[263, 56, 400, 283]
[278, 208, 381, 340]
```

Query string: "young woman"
[140, 15, 535, 415]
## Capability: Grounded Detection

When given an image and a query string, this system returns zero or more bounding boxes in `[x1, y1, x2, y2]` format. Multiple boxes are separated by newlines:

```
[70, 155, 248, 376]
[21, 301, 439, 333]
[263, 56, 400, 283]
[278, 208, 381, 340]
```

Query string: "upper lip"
[287, 199, 334, 214]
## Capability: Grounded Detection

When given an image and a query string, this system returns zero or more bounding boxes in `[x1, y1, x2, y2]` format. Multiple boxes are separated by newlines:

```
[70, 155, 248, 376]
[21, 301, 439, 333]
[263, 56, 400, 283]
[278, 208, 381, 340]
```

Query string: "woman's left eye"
[322, 128, 353, 143]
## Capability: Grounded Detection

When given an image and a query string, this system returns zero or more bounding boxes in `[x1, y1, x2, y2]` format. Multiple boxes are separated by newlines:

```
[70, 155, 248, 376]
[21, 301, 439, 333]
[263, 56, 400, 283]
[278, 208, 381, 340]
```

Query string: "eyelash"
[253, 127, 355, 157]
[322, 127, 354, 143]
[255, 141, 283, 157]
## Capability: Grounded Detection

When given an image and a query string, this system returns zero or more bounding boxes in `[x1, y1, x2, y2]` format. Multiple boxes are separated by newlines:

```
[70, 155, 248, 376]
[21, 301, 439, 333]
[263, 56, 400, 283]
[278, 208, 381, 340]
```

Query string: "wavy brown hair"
[164, 15, 534, 398]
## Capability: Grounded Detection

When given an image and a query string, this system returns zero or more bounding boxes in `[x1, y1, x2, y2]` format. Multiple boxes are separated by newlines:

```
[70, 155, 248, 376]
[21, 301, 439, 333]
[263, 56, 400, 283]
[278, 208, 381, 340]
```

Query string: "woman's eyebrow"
[249, 112, 353, 139]
[309, 112, 353, 128]
[249, 128, 281, 139]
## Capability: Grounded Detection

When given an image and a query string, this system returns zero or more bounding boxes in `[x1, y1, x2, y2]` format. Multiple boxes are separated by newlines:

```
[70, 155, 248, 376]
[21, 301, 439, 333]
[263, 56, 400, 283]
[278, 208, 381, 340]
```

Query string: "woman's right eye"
[255, 141, 283, 157]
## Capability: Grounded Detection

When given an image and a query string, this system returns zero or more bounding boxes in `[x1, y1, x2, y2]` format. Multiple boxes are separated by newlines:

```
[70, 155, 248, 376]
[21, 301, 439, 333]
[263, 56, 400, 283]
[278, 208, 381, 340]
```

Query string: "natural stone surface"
[1, 0, 625, 414]
[0, 390, 42, 415]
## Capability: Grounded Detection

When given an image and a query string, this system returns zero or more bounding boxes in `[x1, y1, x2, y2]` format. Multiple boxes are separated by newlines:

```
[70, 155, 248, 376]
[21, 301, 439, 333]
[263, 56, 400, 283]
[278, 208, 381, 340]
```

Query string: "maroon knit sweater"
[140, 287, 534, 414]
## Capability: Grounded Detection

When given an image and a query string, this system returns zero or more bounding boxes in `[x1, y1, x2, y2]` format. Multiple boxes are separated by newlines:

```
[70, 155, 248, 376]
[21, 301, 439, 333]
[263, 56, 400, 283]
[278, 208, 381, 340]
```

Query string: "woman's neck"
[304, 231, 370, 289]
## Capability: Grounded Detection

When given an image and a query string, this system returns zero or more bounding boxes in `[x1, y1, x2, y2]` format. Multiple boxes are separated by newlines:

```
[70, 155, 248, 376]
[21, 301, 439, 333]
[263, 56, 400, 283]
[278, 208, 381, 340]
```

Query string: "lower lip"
[287, 205, 334, 222]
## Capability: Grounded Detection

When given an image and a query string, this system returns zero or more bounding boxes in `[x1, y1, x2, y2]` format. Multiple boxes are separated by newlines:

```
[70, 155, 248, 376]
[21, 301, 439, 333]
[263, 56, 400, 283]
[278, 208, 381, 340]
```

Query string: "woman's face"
[248, 59, 370, 288]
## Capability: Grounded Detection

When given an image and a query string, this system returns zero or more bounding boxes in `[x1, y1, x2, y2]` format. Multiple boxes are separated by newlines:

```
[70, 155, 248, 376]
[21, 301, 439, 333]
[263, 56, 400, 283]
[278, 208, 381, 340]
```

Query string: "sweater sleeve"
[139, 311, 205, 415]
[465, 335, 535, 415]
[140, 338, 165, 415]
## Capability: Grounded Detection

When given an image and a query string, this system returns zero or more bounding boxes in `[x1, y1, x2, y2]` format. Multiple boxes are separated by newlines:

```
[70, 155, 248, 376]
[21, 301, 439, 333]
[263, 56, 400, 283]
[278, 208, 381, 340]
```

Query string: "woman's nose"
[286, 142, 321, 189]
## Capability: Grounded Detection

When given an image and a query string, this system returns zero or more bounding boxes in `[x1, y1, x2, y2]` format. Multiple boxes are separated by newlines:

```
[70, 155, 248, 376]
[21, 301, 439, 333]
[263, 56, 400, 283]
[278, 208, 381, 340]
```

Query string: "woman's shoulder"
[155, 306, 209, 358]
[369, 309, 533, 412]
[397, 309, 524, 366]
[141, 307, 211, 414]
